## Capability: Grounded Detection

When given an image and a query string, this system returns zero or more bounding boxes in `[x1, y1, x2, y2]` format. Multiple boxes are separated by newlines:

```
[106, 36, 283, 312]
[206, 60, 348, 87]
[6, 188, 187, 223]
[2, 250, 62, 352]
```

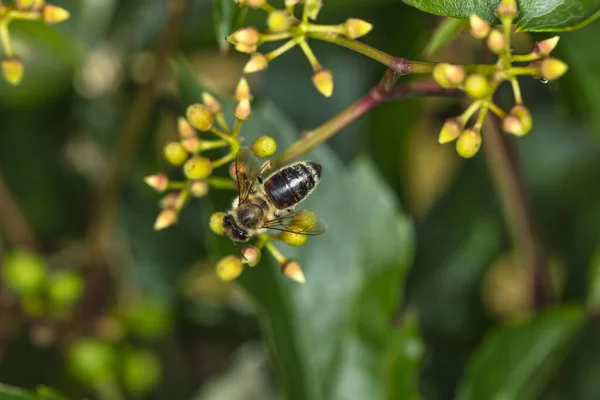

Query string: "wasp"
[222, 147, 325, 242]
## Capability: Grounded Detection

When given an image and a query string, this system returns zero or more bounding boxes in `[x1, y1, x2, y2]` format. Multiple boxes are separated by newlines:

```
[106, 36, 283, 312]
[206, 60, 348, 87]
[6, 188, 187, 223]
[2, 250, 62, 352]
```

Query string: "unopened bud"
[42, 4, 70, 24]
[248, 0, 266, 7]
[285, 0, 300, 6]
[160, 192, 179, 209]
[292, 210, 317, 230]
[231, 27, 260, 46]
[1, 57, 24, 86]
[244, 53, 268, 73]
[183, 157, 213, 180]
[496, 0, 518, 18]
[281, 229, 308, 246]
[14, 0, 34, 10]
[164, 141, 188, 166]
[209, 212, 227, 235]
[535, 36, 560, 57]
[144, 173, 169, 192]
[178, 117, 195, 138]
[181, 136, 201, 153]
[438, 119, 462, 144]
[502, 115, 523, 136]
[241, 245, 261, 267]
[456, 128, 482, 158]
[202, 92, 222, 114]
[312, 69, 333, 97]
[234, 98, 252, 120]
[216, 256, 244, 281]
[469, 15, 491, 39]
[487, 29, 506, 54]
[267, 10, 291, 33]
[281, 260, 306, 284]
[186, 104, 213, 131]
[250, 136, 277, 158]
[154, 209, 178, 230]
[234, 43, 257, 54]
[540, 58, 568, 81]
[433, 63, 464, 88]
[509, 105, 532, 136]
[190, 180, 209, 197]
[464, 74, 491, 99]
[305, 0, 323, 20]
[344, 18, 373, 39]
[235, 77, 252, 101]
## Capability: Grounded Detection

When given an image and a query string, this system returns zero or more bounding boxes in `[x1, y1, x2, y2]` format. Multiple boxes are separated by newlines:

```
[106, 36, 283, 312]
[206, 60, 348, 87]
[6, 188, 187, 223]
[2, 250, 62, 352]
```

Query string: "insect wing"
[234, 147, 262, 203]
[264, 210, 327, 236]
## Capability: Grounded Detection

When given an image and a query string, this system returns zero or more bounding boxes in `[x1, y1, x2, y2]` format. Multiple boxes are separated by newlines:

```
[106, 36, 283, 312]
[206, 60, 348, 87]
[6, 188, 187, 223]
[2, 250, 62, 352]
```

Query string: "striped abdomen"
[263, 162, 322, 210]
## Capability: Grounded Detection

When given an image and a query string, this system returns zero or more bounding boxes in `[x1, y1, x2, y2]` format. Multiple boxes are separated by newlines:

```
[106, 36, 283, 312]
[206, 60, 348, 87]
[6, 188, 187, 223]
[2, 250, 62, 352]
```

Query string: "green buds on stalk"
[433, 63, 464, 88]
[216, 255, 244, 281]
[251, 136, 277, 158]
[456, 128, 482, 159]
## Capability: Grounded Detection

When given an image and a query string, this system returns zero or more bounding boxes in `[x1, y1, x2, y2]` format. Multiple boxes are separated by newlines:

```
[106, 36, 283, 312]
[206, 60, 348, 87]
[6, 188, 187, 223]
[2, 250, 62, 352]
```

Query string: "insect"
[222, 147, 325, 243]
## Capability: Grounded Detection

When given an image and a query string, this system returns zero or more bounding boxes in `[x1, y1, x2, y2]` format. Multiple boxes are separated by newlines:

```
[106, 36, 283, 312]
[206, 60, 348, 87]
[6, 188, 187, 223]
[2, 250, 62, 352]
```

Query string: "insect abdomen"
[263, 162, 322, 210]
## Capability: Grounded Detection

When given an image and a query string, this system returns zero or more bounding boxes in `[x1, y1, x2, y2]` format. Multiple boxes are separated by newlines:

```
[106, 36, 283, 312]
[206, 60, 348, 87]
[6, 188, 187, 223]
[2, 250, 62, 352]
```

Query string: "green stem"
[260, 32, 292, 43]
[305, 23, 345, 35]
[265, 39, 298, 61]
[298, 38, 321, 70]
[511, 53, 540, 63]
[206, 176, 237, 190]
[510, 67, 539, 76]
[510, 77, 523, 104]
[200, 139, 228, 151]
[211, 152, 234, 168]
[0, 19, 13, 57]
[488, 102, 507, 118]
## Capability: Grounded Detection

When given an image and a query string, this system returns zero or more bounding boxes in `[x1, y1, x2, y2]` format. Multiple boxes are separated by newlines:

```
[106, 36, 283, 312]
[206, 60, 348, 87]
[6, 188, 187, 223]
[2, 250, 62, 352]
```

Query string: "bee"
[223, 147, 325, 243]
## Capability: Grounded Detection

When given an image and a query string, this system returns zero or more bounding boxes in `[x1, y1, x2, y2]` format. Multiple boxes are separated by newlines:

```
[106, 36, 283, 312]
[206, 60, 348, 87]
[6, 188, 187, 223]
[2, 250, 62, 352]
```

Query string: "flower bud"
[433, 63, 464, 88]
[42, 4, 70, 24]
[244, 53, 268, 74]
[202, 92, 222, 114]
[456, 128, 482, 158]
[464, 74, 491, 99]
[1, 57, 24, 86]
[267, 10, 291, 33]
[216, 256, 244, 281]
[234, 98, 252, 120]
[67, 339, 116, 386]
[235, 77, 252, 101]
[344, 18, 373, 39]
[14, 0, 35, 9]
[49, 271, 84, 309]
[540, 58, 568, 81]
[506, 105, 532, 136]
[231, 27, 260, 46]
[181, 136, 201, 153]
[178, 117, 195, 138]
[535, 36, 560, 57]
[305, 0, 323, 20]
[183, 157, 213, 180]
[285, 0, 300, 6]
[234, 43, 257, 54]
[486, 29, 505, 54]
[438, 119, 462, 144]
[154, 209, 178, 230]
[312, 69, 333, 97]
[250, 136, 277, 158]
[248, 0, 266, 7]
[502, 115, 523, 136]
[123, 349, 161, 396]
[163, 141, 188, 166]
[160, 192, 179, 209]
[209, 212, 227, 235]
[292, 210, 317, 230]
[281, 259, 306, 284]
[496, 0, 518, 18]
[280, 228, 308, 246]
[189, 180, 209, 197]
[241, 245, 261, 267]
[2, 250, 47, 295]
[186, 104, 213, 131]
[469, 15, 491, 39]
[144, 173, 169, 192]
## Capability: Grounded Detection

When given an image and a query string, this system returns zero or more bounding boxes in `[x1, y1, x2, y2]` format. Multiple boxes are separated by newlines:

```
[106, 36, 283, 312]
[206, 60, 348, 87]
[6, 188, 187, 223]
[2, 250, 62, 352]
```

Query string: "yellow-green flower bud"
[42, 4, 70, 24]
[234, 43, 257, 54]
[469, 15, 491, 39]
[507, 105, 532, 136]
[280, 228, 308, 246]
[1, 57, 24, 86]
[247, 0, 266, 7]
[456, 128, 482, 158]
[209, 212, 227, 235]
[216, 256, 244, 281]
[2, 250, 47, 295]
[292, 210, 318, 230]
[495, 0, 518, 18]
[231, 27, 260, 46]
[123, 349, 161, 396]
[438, 119, 462, 144]
[540, 58, 568, 81]
[344, 18, 373, 39]
[186, 104, 213, 131]
[181, 136, 201, 153]
[49, 271, 84, 309]
[154, 209, 178, 230]
[535, 36, 560, 57]
[241, 245, 261, 267]
[250, 136, 277, 158]
[183, 157, 213, 180]
[68, 339, 116, 386]
[464, 74, 491, 99]
[160, 192, 179, 209]
[244, 53, 268, 74]
[234, 98, 252, 120]
[305, 0, 323, 20]
[202, 92, 222, 114]
[281, 259, 306, 284]
[14, 0, 35, 9]
[267, 10, 291, 33]
[189, 180, 209, 197]
[178, 117, 195, 139]
[144, 173, 169, 192]
[312, 69, 334, 97]
[163, 141, 188, 166]
[433, 63, 464, 88]
[235, 77, 252, 102]
[486, 29, 506, 54]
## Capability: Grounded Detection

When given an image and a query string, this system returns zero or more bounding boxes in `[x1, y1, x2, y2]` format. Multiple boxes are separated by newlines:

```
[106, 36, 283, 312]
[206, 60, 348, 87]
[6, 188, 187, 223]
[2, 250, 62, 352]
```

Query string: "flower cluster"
[145, 79, 313, 284]
[0, 0, 70, 85]
[229, 0, 372, 97]
[433, 0, 568, 158]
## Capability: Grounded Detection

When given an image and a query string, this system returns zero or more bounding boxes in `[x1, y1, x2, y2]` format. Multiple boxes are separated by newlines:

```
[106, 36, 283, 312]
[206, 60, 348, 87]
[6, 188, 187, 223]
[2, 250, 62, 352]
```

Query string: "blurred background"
[1, 0, 600, 399]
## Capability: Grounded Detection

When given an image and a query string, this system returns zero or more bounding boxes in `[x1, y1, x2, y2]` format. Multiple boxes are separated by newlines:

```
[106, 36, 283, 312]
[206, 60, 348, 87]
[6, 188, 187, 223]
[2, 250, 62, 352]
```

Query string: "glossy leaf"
[456, 306, 586, 400]
[423, 17, 465, 57]
[0, 384, 34, 400]
[401, 0, 600, 32]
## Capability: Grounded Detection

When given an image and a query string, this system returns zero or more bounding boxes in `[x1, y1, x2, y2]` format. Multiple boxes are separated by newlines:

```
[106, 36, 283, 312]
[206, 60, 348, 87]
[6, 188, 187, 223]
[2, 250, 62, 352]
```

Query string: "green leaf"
[587, 243, 600, 311]
[423, 17, 465, 57]
[455, 305, 586, 400]
[0, 384, 34, 400]
[175, 58, 418, 400]
[401, 0, 600, 32]
[35, 387, 70, 400]
[212, 0, 234, 52]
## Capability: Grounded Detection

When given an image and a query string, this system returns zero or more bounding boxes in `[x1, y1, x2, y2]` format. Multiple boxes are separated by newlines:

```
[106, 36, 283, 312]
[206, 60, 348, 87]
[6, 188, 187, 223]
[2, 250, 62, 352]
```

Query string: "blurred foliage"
[0, 0, 600, 400]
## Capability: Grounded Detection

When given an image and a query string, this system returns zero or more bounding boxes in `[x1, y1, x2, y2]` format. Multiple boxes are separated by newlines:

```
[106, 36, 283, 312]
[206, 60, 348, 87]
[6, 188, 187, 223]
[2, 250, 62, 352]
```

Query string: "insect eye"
[223, 215, 231, 226]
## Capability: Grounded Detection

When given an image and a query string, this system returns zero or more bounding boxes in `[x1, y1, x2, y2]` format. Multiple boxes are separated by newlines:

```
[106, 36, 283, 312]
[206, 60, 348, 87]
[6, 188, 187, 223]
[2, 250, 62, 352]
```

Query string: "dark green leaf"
[423, 18, 465, 57]
[456, 305, 586, 400]
[587, 244, 600, 310]
[401, 0, 600, 32]
[212, 0, 234, 52]
[35, 387, 70, 400]
[0, 384, 34, 400]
